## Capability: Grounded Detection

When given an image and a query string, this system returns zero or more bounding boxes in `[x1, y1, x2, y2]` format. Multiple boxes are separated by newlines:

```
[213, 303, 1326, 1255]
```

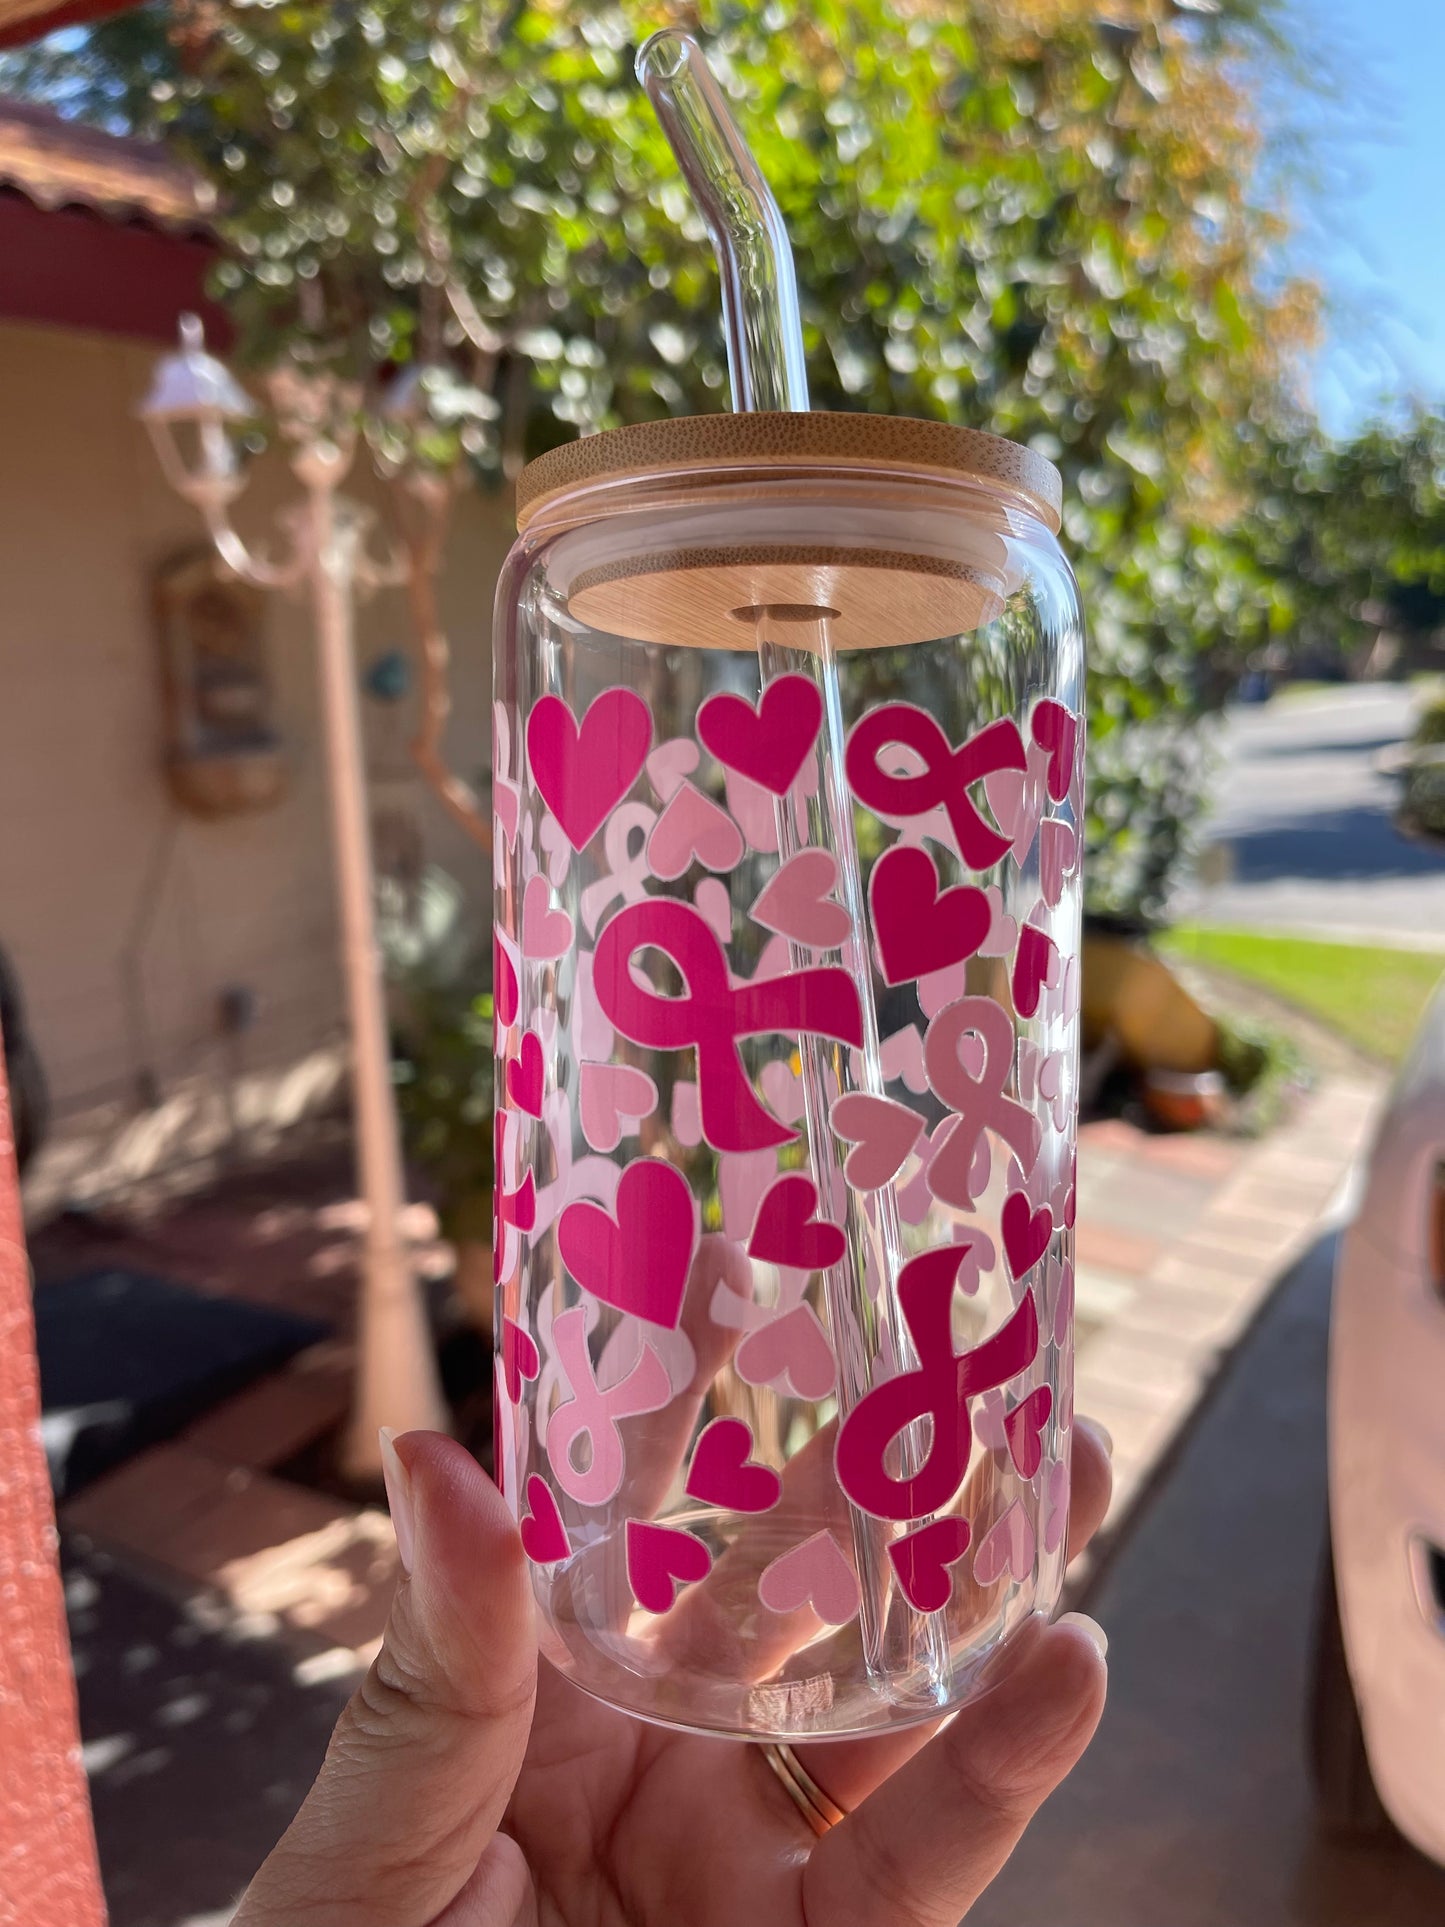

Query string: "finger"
[791, 1413, 1114, 1810]
[803, 1615, 1107, 1927]
[233, 1432, 536, 1927]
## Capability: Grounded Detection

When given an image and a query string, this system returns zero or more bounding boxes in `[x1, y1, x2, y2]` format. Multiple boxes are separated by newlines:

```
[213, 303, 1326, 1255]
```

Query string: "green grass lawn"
[1159, 925, 1445, 1064]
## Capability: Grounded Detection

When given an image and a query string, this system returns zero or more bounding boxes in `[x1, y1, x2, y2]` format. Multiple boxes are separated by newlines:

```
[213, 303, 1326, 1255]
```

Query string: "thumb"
[234, 1430, 537, 1927]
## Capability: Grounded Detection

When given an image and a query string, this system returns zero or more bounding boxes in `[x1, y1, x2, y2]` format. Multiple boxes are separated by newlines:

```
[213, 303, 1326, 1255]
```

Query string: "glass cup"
[492, 413, 1085, 1741]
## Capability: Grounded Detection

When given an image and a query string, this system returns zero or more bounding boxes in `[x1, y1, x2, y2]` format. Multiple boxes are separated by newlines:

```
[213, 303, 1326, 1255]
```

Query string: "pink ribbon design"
[545, 1304, 672, 1507]
[593, 900, 863, 1153]
[924, 996, 1042, 1208]
[846, 705, 1027, 870]
[578, 802, 657, 938]
[835, 1247, 1040, 1521]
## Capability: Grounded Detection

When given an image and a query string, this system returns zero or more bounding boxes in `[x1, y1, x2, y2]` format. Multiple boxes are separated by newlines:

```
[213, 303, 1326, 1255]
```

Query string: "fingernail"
[1076, 1416, 1114, 1460]
[1057, 1611, 1108, 1661]
[379, 1427, 416, 1574]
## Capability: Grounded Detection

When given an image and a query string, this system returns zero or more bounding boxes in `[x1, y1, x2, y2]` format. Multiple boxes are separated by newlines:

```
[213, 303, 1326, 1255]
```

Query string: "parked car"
[0, 943, 47, 1174]
[1313, 980, 1445, 1862]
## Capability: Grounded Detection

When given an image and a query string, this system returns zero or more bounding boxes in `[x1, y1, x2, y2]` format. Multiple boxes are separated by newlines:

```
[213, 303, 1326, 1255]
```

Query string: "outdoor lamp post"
[139, 314, 449, 1478]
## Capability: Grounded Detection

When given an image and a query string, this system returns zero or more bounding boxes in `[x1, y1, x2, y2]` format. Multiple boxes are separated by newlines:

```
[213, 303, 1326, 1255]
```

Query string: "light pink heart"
[695, 876, 733, 943]
[751, 849, 852, 951]
[646, 781, 744, 881]
[685, 1416, 781, 1514]
[722, 767, 780, 853]
[670, 1079, 702, 1147]
[972, 1500, 1035, 1586]
[736, 1302, 837, 1399]
[880, 1023, 929, 1094]
[646, 736, 699, 803]
[1039, 817, 1076, 909]
[626, 1519, 712, 1612]
[578, 1061, 658, 1154]
[759, 1058, 805, 1125]
[522, 874, 573, 961]
[758, 1530, 860, 1625]
[978, 884, 1019, 960]
[830, 1092, 924, 1190]
[494, 776, 521, 850]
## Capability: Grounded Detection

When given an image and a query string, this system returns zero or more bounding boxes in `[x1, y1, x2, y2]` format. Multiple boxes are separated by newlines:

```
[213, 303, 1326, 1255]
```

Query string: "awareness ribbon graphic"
[924, 996, 1042, 1208]
[846, 705, 1027, 870]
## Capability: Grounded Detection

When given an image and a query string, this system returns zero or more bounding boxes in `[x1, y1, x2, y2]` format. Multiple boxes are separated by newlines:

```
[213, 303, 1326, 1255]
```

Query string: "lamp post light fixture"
[139, 314, 449, 1478]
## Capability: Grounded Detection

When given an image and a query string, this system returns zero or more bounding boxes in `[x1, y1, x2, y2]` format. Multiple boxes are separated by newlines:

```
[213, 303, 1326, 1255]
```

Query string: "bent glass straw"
[636, 30, 950, 1701]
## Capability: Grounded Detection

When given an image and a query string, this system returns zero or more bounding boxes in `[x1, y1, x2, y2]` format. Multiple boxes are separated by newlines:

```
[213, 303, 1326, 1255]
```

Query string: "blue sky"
[1288, 0, 1445, 433]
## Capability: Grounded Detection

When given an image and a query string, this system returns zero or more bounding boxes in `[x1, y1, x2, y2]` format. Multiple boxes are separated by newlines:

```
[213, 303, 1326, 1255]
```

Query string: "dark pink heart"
[498, 1170, 536, 1232]
[684, 1417, 781, 1514]
[870, 845, 990, 986]
[697, 674, 823, 796]
[888, 1516, 973, 1613]
[494, 933, 519, 1028]
[519, 1475, 569, 1564]
[527, 688, 652, 851]
[1001, 1190, 1053, 1281]
[1004, 1385, 1053, 1479]
[558, 1158, 696, 1329]
[626, 1518, 712, 1612]
[1031, 699, 1078, 805]
[747, 1173, 846, 1272]
[1012, 921, 1058, 1020]
[505, 1030, 545, 1117]
[501, 1316, 540, 1402]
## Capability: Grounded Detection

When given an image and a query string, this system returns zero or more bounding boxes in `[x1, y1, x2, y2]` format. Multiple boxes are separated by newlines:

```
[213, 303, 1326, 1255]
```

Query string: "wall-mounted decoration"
[154, 546, 286, 816]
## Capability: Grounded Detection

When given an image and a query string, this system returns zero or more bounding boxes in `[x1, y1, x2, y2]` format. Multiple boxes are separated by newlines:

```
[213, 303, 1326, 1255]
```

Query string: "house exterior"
[0, 94, 513, 1216]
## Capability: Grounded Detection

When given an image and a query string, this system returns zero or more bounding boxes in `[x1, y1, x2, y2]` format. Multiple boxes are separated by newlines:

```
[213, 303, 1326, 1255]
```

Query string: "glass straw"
[636, 30, 950, 1702]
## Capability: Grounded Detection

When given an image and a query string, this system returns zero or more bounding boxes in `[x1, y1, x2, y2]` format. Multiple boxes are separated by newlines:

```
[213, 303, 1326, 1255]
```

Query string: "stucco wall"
[0, 320, 511, 1204]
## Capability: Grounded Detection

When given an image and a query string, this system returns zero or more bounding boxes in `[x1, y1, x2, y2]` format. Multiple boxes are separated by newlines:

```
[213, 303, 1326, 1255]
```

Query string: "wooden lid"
[515, 411, 1061, 533]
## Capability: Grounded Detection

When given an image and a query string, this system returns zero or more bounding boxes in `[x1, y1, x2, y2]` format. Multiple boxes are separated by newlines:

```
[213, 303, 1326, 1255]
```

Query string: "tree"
[4, 0, 1327, 919]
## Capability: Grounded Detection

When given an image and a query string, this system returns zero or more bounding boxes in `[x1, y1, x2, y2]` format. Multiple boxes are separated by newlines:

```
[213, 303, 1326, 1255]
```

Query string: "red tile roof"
[0, 95, 214, 235]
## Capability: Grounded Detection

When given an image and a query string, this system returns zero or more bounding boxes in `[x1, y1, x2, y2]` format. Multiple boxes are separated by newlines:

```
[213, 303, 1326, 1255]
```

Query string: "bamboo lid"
[515, 413, 1059, 652]
[516, 411, 1061, 532]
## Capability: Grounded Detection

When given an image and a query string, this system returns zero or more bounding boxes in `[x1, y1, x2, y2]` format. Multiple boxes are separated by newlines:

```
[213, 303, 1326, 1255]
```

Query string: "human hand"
[232, 1421, 1110, 1927]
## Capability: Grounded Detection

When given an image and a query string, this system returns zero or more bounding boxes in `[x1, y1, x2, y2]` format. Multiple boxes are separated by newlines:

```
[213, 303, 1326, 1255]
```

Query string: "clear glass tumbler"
[492, 413, 1086, 1741]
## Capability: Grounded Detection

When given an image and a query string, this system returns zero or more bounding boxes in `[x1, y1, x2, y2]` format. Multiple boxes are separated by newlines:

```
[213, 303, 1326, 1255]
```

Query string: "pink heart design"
[578, 1061, 658, 1154]
[505, 1030, 545, 1117]
[870, 846, 990, 986]
[736, 1302, 837, 1399]
[830, 1092, 924, 1190]
[1012, 921, 1059, 1020]
[758, 1530, 860, 1625]
[880, 1023, 929, 1094]
[670, 1079, 702, 1147]
[1002, 1190, 1053, 1281]
[494, 776, 521, 850]
[646, 736, 699, 803]
[889, 1516, 973, 1613]
[751, 849, 852, 950]
[498, 1169, 536, 1232]
[1004, 1385, 1053, 1479]
[522, 874, 573, 961]
[972, 1499, 1035, 1586]
[747, 1173, 845, 1272]
[519, 1475, 569, 1565]
[1042, 1456, 1070, 1555]
[558, 1158, 697, 1329]
[494, 932, 519, 1027]
[698, 673, 823, 795]
[977, 884, 1018, 960]
[722, 766, 781, 853]
[1031, 699, 1078, 804]
[527, 688, 652, 851]
[694, 876, 733, 943]
[1038, 817, 1077, 909]
[645, 782, 744, 881]
[626, 1518, 712, 1613]
[759, 1058, 805, 1124]
[501, 1316, 540, 1402]
[685, 1416, 781, 1514]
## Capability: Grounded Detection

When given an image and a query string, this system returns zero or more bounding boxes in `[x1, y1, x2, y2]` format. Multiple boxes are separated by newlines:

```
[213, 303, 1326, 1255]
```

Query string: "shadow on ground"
[67, 1537, 354, 1927]
[1223, 806, 1445, 886]
[972, 1234, 1445, 1927]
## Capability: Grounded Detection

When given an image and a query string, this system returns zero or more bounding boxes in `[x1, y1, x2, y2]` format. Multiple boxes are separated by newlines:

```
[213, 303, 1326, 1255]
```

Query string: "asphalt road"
[1181, 683, 1445, 943]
